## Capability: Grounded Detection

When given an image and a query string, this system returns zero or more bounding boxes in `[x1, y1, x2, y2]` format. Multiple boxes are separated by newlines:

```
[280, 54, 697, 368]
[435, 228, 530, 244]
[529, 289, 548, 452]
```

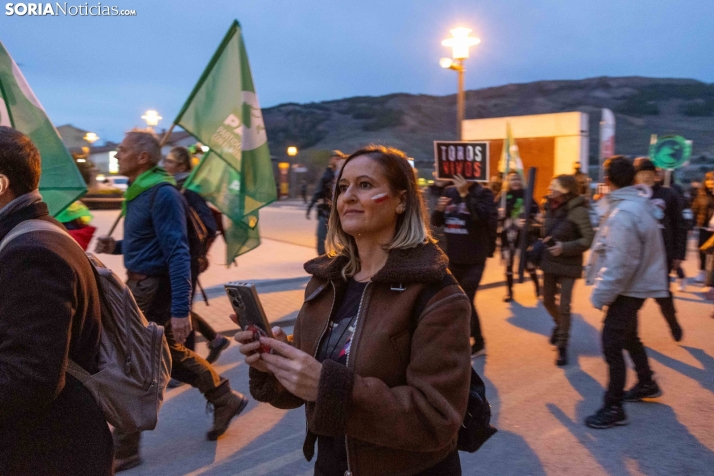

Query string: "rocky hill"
[263, 76, 714, 179]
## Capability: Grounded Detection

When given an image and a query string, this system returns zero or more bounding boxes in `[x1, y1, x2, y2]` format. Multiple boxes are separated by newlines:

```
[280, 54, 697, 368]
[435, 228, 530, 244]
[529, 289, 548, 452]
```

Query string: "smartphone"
[224, 282, 274, 353]
[543, 236, 556, 248]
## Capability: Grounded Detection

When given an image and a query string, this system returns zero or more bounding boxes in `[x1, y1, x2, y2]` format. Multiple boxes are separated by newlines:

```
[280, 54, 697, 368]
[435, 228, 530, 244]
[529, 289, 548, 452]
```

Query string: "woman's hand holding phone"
[231, 314, 288, 374]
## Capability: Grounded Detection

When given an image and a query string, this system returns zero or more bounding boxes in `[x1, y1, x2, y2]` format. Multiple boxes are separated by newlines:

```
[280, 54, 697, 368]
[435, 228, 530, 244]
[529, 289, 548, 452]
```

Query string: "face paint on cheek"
[371, 193, 389, 203]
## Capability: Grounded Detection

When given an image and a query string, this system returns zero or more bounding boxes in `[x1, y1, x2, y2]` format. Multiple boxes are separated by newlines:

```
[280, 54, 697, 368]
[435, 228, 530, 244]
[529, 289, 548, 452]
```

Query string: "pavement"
[90, 203, 714, 476]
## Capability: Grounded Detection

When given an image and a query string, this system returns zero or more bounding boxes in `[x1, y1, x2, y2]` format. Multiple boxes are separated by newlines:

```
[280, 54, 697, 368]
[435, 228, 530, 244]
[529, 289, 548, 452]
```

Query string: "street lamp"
[287, 146, 298, 157]
[287, 146, 298, 198]
[440, 27, 480, 140]
[141, 109, 162, 130]
[84, 132, 99, 145]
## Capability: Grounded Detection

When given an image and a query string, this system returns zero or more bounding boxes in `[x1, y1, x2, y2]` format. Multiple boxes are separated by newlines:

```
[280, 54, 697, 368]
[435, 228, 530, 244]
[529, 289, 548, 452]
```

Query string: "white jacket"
[586, 185, 669, 310]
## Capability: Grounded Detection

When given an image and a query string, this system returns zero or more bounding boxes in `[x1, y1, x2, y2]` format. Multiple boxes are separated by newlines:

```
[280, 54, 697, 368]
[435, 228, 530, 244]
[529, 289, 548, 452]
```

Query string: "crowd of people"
[2, 123, 713, 475]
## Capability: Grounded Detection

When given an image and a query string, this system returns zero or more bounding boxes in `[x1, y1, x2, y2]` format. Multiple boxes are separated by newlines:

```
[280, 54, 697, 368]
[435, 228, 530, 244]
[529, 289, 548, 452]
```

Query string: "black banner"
[433, 141, 489, 182]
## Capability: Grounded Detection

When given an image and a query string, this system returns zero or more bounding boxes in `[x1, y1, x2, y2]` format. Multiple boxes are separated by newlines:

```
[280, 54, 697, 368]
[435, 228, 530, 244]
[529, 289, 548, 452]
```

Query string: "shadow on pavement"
[647, 346, 714, 394]
[547, 401, 714, 475]
[505, 301, 551, 338]
[459, 359, 547, 476]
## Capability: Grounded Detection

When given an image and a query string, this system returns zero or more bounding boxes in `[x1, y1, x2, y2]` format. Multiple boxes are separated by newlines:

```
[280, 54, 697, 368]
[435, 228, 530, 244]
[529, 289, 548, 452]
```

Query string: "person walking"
[692, 171, 714, 286]
[634, 158, 686, 341]
[306, 150, 346, 255]
[95, 131, 248, 472]
[432, 174, 498, 356]
[236, 146, 472, 476]
[0, 127, 113, 475]
[496, 170, 540, 302]
[540, 175, 595, 366]
[164, 146, 230, 364]
[423, 174, 450, 252]
[585, 157, 669, 429]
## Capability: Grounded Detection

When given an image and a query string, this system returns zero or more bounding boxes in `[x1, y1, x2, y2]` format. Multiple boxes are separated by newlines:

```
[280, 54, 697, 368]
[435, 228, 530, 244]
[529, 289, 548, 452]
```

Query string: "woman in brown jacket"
[235, 145, 472, 476]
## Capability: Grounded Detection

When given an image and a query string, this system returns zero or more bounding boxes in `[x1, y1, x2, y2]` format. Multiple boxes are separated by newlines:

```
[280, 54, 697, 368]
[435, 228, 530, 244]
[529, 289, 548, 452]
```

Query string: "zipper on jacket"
[306, 281, 338, 440]
[343, 281, 372, 476]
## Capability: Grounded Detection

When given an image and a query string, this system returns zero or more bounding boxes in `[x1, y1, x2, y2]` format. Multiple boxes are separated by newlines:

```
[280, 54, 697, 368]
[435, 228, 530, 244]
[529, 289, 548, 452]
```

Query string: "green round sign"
[649, 135, 692, 170]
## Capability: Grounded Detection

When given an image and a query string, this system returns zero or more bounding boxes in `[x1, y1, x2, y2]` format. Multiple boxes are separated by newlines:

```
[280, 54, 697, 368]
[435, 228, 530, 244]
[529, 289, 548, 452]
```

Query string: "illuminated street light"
[441, 27, 480, 60]
[440, 27, 480, 140]
[287, 146, 298, 156]
[141, 109, 162, 129]
[84, 132, 99, 144]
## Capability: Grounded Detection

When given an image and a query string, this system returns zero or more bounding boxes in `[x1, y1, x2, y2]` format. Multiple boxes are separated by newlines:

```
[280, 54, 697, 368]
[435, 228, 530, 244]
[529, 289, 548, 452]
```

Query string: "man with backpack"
[95, 131, 248, 472]
[306, 150, 346, 255]
[432, 174, 498, 356]
[164, 146, 230, 365]
[0, 127, 114, 475]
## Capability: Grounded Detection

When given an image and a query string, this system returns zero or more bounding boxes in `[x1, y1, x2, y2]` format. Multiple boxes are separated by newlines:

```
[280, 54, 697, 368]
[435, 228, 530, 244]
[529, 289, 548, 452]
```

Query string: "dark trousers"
[115, 275, 229, 458]
[602, 295, 653, 406]
[185, 270, 219, 351]
[654, 260, 681, 334]
[542, 273, 575, 348]
[317, 214, 328, 255]
[700, 229, 713, 271]
[448, 263, 485, 349]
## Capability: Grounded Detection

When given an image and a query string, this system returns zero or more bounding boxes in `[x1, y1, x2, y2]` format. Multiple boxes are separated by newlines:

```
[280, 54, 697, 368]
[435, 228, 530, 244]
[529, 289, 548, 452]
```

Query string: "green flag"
[0, 41, 86, 216]
[175, 21, 277, 263]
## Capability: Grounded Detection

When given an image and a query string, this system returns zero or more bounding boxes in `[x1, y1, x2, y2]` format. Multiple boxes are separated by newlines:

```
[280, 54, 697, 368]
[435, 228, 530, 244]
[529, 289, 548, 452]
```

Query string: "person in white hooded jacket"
[585, 157, 669, 429]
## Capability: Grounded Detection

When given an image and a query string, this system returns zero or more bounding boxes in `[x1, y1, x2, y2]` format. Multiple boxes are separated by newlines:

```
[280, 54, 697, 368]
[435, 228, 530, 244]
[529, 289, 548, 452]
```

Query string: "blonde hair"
[325, 145, 433, 279]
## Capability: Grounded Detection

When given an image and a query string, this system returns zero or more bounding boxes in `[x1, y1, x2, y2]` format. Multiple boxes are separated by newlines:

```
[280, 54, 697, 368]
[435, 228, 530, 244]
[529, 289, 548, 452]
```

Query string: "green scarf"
[122, 166, 176, 215]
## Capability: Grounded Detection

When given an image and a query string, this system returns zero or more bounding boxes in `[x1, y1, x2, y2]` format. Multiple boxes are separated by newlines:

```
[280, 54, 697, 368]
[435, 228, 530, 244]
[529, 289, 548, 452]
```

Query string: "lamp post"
[440, 27, 480, 140]
[287, 146, 298, 199]
[141, 109, 162, 131]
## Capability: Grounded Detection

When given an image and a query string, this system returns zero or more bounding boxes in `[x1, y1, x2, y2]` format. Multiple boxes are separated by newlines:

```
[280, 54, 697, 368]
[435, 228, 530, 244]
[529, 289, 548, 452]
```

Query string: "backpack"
[0, 219, 172, 433]
[151, 184, 214, 274]
[409, 274, 498, 453]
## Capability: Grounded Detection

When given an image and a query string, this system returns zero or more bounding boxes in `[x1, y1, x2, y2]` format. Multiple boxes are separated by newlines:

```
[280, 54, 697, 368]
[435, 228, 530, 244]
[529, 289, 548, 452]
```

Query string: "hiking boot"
[113, 454, 142, 473]
[206, 390, 249, 441]
[623, 380, 662, 402]
[550, 327, 559, 346]
[206, 335, 230, 364]
[585, 405, 628, 429]
[556, 347, 568, 366]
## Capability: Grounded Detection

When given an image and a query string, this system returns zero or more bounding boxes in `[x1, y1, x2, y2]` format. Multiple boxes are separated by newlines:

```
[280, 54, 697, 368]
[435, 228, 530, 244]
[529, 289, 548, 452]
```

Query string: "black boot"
[504, 273, 514, 302]
[556, 346, 568, 366]
[550, 327, 559, 346]
[530, 270, 540, 297]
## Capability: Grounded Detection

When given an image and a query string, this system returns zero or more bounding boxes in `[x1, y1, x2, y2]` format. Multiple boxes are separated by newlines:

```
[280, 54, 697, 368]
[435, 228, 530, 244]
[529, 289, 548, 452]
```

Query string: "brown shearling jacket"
[249, 243, 472, 476]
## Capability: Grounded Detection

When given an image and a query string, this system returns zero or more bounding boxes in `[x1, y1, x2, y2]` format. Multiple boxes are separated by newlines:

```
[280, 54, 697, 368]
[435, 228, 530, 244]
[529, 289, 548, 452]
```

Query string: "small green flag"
[0, 41, 86, 216]
[176, 21, 277, 263]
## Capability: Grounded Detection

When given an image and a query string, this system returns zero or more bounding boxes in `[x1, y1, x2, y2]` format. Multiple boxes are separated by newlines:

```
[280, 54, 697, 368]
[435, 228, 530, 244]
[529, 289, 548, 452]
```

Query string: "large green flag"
[175, 20, 276, 262]
[0, 41, 86, 216]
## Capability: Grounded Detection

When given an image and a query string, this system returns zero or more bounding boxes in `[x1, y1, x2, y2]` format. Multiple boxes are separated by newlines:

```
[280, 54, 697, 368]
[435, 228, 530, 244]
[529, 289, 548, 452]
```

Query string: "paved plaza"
[90, 203, 714, 476]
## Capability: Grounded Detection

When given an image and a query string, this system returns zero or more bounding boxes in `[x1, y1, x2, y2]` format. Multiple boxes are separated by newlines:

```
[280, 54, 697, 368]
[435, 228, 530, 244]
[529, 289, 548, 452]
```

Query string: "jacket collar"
[304, 242, 449, 284]
[0, 200, 51, 242]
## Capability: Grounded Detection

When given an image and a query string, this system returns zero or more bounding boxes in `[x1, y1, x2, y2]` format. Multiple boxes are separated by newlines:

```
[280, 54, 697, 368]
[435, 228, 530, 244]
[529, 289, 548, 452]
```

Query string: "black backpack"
[150, 184, 212, 274]
[409, 273, 498, 452]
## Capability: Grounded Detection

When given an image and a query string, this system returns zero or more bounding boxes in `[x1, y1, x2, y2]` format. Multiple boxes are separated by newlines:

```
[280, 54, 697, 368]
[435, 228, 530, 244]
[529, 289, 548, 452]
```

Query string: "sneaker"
[677, 278, 687, 292]
[585, 405, 629, 429]
[550, 327, 559, 346]
[695, 270, 707, 283]
[167, 378, 185, 388]
[556, 347, 568, 366]
[114, 454, 142, 473]
[206, 335, 230, 364]
[471, 344, 486, 358]
[623, 380, 662, 402]
[503, 294, 513, 303]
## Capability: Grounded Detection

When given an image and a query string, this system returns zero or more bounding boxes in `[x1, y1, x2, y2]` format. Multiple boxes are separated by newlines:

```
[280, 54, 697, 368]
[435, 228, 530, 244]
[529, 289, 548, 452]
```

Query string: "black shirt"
[315, 278, 367, 475]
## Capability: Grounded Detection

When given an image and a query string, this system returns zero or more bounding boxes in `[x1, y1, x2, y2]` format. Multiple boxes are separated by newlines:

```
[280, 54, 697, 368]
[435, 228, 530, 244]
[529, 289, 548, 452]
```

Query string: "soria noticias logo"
[5, 3, 137, 16]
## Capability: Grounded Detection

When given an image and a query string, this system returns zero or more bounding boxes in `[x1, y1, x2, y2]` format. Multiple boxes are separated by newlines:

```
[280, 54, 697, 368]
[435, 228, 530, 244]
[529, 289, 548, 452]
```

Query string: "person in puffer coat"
[540, 174, 594, 367]
[585, 157, 668, 430]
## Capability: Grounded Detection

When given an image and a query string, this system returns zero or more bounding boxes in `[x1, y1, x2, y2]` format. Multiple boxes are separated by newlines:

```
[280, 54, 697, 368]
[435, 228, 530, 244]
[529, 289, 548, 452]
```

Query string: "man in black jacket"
[635, 158, 686, 341]
[432, 174, 497, 356]
[0, 127, 113, 475]
[306, 150, 345, 255]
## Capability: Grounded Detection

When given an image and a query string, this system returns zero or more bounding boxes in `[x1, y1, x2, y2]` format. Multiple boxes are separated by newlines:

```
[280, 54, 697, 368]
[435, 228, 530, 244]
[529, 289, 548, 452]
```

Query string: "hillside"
[262, 76, 714, 177]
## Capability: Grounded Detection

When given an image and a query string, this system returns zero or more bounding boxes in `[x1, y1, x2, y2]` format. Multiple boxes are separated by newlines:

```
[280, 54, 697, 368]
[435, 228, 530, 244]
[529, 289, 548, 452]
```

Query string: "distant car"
[102, 175, 129, 192]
